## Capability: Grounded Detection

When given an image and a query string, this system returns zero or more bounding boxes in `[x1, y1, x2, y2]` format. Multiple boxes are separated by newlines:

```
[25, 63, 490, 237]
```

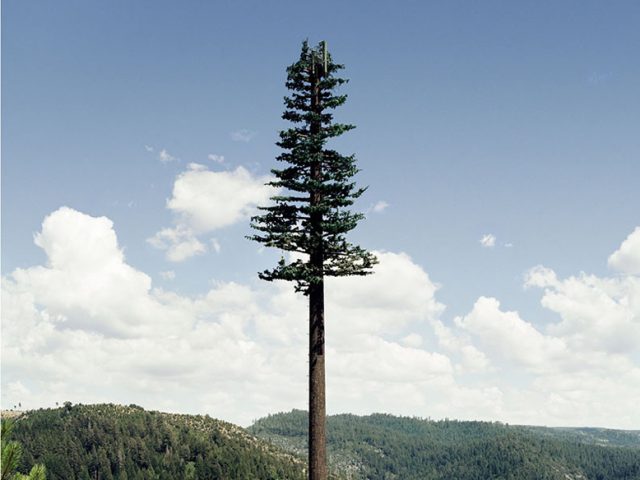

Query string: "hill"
[5, 404, 639, 479]
[248, 410, 640, 480]
[5, 403, 305, 480]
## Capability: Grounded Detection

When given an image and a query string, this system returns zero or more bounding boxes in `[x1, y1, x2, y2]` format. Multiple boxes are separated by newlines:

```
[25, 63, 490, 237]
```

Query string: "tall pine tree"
[249, 40, 377, 480]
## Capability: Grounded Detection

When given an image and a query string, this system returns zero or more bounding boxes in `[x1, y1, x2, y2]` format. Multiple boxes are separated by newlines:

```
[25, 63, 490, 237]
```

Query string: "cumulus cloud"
[7, 208, 188, 338]
[431, 319, 490, 374]
[208, 154, 225, 164]
[149, 163, 277, 261]
[148, 226, 207, 262]
[3, 209, 640, 429]
[330, 336, 452, 383]
[2, 209, 287, 422]
[480, 234, 496, 248]
[525, 265, 640, 353]
[167, 164, 274, 232]
[401, 333, 423, 348]
[2, 209, 461, 425]
[608, 226, 640, 274]
[450, 290, 640, 426]
[438, 229, 639, 426]
[326, 251, 445, 338]
[455, 297, 568, 370]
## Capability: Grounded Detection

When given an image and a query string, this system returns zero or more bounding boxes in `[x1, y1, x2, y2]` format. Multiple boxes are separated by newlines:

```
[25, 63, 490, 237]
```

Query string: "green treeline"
[6, 404, 304, 480]
[249, 410, 640, 480]
[6, 405, 639, 480]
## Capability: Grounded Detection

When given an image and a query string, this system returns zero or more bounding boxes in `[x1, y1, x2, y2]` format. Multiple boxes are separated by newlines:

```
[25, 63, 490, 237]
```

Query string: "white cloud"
[147, 227, 183, 249]
[524, 265, 558, 288]
[8, 208, 189, 338]
[166, 164, 275, 232]
[2, 209, 277, 419]
[3, 381, 30, 406]
[158, 149, 176, 163]
[455, 297, 568, 370]
[230, 129, 255, 142]
[431, 319, 490, 373]
[210, 238, 221, 253]
[149, 163, 276, 261]
[330, 336, 452, 383]
[144, 145, 154, 152]
[372, 200, 389, 213]
[450, 292, 640, 427]
[1, 213, 461, 425]
[148, 226, 207, 262]
[401, 333, 423, 348]
[525, 266, 640, 353]
[442, 226, 640, 426]
[166, 237, 206, 262]
[208, 154, 225, 164]
[326, 251, 445, 337]
[3, 209, 640, 429]
[608, 226, 640, 274]
[480, 234, 496, 248]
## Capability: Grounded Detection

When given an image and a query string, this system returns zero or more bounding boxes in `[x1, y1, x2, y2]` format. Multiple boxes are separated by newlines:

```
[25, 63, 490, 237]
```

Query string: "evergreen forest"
[249, 409, 640, 480]
[4, 404, 640, 480]
[5, 404, 304, 480]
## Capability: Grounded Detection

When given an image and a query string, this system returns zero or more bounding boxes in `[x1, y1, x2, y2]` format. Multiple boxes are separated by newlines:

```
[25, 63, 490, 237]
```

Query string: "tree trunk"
[308, 53, 327, 480]
[308, 279, 327, 480]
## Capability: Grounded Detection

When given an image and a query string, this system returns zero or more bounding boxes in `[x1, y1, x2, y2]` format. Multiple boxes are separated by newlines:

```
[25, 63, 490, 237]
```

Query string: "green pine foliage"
[249, 40, 376, 293]
[249, 410, 640, 480]
[1, 420, 46, 480]
[6, 404, 304, 480]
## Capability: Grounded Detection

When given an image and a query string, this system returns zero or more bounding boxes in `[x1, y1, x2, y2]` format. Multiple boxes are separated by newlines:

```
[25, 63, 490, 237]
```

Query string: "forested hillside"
[5, 405, 639, 480]
[6, 404, 305, 480]
[249, 410, 640, 480]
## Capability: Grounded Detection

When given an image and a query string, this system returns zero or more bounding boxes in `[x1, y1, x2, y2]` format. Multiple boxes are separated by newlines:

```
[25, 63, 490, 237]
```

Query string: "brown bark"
[308, 279, 327, 480]
[308, 54, 327, 480]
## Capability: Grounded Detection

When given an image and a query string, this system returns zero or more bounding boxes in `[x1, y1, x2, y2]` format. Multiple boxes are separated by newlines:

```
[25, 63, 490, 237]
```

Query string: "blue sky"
[2, 1, 639, 428]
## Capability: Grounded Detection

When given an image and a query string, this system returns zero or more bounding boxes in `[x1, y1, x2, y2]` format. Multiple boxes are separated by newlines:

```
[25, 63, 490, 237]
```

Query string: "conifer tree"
[249, 40, 377, 480]
[1, 420, 46, 480]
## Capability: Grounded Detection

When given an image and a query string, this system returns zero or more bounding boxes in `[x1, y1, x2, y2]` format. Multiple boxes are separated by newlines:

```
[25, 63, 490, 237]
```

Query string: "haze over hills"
[4, 404, 639, 480]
